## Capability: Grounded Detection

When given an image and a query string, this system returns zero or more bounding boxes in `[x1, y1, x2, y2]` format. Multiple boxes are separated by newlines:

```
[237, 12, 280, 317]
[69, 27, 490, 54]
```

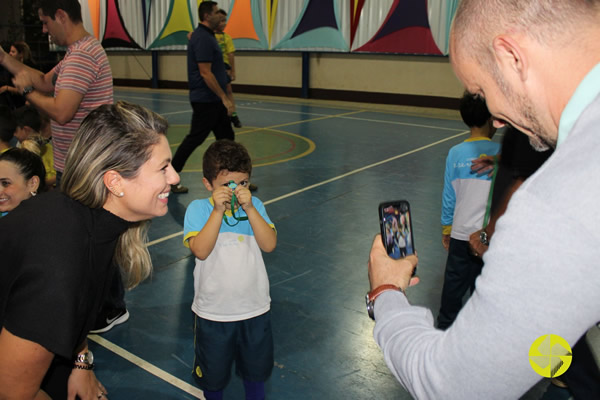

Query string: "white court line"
[117, 94, 463, 132]
[270, 270, 313, 287]
[338, 116, 464, 132]
[147, 232, 183, 247]
[88, 334, 205, 399]
[146, 130, 468, 247]
[117, 94, 188, 104]
[161, 110, 194, 116]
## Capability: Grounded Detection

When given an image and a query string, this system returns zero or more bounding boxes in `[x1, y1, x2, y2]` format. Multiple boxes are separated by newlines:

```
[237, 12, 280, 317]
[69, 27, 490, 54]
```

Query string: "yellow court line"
[168, 128, 253, 148]
[180, 128, 316, 172]
[88, 334, 205, 399]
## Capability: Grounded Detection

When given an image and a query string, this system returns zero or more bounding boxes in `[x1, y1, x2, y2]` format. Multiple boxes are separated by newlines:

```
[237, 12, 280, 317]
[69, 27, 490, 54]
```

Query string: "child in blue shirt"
[437, 92, 501, 330]
[183, 139, 276, 400]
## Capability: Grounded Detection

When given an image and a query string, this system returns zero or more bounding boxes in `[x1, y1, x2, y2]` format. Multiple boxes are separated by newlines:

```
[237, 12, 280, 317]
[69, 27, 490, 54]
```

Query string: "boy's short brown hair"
[203, 139, 252, 183]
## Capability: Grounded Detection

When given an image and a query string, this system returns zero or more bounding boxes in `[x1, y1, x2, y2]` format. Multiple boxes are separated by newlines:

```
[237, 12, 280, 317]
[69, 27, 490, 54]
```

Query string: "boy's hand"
[442, 234, 450, 251]
[212, 186, 233, 213]
[235, 186, 253, 210]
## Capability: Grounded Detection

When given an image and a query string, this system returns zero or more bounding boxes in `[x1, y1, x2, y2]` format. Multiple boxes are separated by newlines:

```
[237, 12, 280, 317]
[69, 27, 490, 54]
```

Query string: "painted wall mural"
[78, 0, 458, 55]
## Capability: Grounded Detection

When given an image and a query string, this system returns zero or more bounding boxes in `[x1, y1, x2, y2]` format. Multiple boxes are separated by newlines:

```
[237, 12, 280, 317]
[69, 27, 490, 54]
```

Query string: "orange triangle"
[225, 0, 258, 40]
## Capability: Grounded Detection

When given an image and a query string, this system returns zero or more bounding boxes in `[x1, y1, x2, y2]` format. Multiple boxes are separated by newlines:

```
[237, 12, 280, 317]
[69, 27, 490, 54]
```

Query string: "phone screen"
[379, 200, 415, 260]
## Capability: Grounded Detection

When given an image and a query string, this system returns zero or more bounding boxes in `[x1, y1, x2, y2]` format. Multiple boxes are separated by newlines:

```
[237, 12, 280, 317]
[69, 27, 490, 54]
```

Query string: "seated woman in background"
[9, 41, 36, 68]
[0, 147, 46, 217]
[0, 101, 180, 399]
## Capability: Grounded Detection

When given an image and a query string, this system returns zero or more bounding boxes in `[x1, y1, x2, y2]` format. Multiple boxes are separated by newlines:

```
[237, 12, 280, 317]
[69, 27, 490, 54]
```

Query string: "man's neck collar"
[64, 24, 90, 47]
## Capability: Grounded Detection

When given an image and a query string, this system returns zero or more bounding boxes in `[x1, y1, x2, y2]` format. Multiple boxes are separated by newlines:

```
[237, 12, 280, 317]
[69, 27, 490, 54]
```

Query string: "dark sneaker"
[231, 115, 242, 128]
[90, 309, 130, 334]
[171, 184, 188, 194]
[249, 183, 258, 192]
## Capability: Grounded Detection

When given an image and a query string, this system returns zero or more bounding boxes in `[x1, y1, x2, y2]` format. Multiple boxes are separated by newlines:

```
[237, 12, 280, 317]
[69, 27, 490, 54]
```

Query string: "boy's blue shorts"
[192, 311, 274, 391]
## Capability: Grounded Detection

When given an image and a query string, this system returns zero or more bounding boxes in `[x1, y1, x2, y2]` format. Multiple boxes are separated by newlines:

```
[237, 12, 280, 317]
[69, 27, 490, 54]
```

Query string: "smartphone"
[378, 200, 416, 262]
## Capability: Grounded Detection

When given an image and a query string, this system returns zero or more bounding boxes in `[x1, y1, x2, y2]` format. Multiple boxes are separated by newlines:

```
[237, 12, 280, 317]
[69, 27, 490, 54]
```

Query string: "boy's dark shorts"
[192, 311, 274, 391]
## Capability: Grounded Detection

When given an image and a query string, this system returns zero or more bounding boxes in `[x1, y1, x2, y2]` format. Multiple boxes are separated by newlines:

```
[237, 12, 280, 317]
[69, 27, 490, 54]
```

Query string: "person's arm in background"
[227, 52, 235, 81]
[0, 85, 20, 95]
[441, 153, 455, 250]
[0, 46, 55, 94]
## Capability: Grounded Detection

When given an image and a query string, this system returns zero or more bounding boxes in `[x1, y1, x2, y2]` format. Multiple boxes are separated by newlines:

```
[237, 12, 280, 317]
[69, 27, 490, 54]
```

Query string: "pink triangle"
[104, 0, 133, 43]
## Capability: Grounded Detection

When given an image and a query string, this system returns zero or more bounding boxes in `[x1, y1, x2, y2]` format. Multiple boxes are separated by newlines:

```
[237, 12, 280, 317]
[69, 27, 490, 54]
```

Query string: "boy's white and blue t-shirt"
[441, 137, 501, 240]
[183, 196, 275, 322]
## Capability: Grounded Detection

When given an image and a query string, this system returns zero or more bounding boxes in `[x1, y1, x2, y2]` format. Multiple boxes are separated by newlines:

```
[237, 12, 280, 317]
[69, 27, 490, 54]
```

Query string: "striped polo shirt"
[51, 35, 113, 172]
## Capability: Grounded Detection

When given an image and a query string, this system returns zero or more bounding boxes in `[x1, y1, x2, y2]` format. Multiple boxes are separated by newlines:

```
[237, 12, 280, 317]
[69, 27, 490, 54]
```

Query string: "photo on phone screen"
[379, 200, 415, 260]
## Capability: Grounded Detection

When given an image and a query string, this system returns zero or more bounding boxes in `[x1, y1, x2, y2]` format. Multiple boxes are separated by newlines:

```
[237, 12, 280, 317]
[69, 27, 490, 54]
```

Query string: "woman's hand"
[68, 368, 108, 400]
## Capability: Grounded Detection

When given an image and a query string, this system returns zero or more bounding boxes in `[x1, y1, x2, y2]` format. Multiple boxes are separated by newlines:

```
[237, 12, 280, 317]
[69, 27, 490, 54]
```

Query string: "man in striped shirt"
[0, 0, 113, 185]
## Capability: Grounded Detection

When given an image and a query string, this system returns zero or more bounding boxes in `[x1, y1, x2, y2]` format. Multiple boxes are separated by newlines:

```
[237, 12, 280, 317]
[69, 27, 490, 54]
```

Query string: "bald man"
[367, 1, 600, 398]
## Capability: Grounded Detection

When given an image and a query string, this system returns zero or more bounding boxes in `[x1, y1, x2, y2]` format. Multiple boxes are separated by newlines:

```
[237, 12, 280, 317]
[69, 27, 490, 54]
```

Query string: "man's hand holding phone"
[368, 235, 419, 291]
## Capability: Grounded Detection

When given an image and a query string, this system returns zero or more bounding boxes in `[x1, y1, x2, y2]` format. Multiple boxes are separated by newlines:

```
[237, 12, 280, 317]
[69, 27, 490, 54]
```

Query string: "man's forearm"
[201, 71, 227, 100]
[0, 51, 26, 76]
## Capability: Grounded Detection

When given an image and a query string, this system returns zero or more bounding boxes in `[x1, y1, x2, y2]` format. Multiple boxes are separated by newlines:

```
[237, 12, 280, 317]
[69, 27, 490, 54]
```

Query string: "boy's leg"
[236, 311, 274, 400]
[437, 238, 474, 330]
[243, 380, 265, 400]
[192, 315, 236, 393]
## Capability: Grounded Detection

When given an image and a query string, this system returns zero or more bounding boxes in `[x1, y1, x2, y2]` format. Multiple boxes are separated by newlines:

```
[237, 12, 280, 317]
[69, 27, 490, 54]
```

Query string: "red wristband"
[367, 284, 401, 303]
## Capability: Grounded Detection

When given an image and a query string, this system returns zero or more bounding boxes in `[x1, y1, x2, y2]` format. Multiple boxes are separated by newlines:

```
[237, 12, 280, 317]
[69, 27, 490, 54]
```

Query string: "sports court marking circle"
[168, 126, 315, 171]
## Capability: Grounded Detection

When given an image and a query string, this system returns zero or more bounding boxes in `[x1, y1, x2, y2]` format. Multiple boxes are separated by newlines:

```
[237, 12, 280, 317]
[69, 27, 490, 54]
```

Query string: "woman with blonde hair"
[0, 101, 180, 399]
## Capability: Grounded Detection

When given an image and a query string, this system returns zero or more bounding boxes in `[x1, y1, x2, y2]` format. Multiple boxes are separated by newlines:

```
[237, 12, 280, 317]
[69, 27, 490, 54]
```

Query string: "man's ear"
[492, 34, 529, 82]
[54, 9, 68, 24]
[202, 177, 213, 191]
[103, 170, 123, 197]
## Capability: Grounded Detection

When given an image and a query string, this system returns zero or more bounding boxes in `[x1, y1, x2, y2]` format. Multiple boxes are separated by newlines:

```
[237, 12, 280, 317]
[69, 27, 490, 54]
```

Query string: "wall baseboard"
[113, 79, 460, 110]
